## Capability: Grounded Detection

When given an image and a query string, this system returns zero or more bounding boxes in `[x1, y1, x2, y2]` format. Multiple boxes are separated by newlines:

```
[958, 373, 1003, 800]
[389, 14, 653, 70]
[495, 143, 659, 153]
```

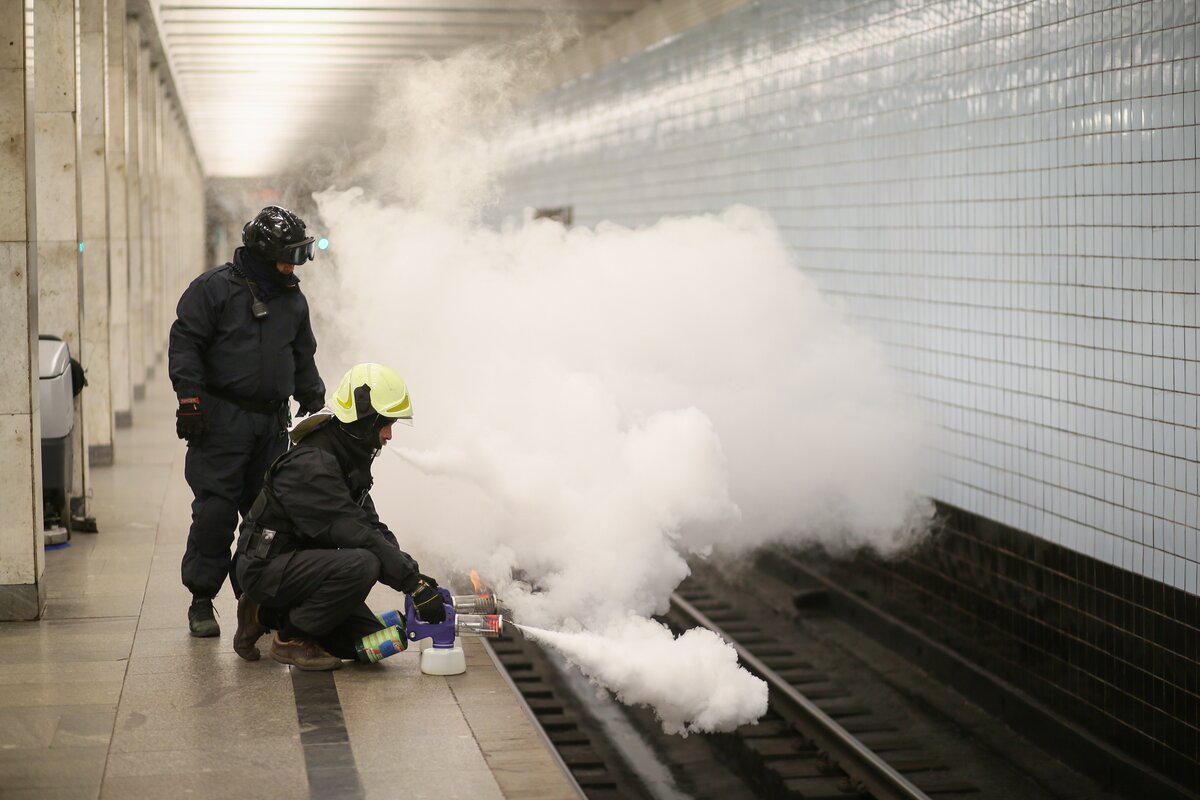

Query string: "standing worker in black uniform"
[169, 206, 327, 637]
[232, 363, 446, 670]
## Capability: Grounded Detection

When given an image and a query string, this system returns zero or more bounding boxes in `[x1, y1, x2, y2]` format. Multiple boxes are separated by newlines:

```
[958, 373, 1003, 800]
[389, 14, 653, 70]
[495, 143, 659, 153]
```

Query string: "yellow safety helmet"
[329, 363, 413, 425]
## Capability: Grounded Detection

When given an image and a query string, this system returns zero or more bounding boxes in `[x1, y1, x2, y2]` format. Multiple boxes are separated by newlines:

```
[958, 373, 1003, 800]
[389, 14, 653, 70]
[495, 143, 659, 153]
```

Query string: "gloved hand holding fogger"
[356, 573, 506, 675]
[231, 362, 502, 673]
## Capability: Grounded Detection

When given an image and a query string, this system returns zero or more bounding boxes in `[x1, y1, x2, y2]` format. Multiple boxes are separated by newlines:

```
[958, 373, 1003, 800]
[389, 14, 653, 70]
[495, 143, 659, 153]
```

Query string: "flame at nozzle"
[457, 571, 510, 631]
[456, 613, 504, 638]
[459, 570, 511, 620]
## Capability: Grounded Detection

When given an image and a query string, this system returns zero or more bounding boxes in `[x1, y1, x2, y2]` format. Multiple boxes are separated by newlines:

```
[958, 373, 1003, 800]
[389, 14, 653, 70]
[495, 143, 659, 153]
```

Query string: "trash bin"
[39, 335, 74, 543]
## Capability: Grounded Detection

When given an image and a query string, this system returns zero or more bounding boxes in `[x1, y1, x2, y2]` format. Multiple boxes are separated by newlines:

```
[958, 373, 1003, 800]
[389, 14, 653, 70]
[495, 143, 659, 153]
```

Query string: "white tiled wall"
[495, 0, 1200, 593]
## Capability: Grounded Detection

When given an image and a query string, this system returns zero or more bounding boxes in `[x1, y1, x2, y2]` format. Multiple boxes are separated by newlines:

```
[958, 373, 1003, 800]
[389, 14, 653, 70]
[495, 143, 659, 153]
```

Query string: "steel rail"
[668, 592, 933, 800]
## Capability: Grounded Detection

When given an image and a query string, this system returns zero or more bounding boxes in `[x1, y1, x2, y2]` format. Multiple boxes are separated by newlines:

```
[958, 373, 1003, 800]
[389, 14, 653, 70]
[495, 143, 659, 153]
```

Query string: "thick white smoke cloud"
[305, 43, 930, 734]
[519, 618, 768, 736]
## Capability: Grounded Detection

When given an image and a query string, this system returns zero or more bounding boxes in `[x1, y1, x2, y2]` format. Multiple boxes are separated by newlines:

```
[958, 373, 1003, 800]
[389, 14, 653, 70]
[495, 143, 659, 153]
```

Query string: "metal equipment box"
[39, 336, 74, 539]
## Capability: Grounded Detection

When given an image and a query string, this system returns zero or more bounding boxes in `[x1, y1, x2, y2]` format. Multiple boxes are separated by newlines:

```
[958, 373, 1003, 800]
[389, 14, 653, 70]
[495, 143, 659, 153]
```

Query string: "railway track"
[484, 565, 1099, 800]
[663, 581, 979, 799]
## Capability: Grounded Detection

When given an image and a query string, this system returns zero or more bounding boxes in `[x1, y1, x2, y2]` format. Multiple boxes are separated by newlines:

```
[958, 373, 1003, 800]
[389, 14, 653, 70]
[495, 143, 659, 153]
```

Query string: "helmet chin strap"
[336, 412, 387, 459]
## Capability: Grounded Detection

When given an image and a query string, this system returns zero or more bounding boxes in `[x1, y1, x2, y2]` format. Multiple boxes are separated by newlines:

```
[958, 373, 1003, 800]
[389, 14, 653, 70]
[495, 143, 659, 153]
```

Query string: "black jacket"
[239, 423, 420, 596]
[168, 248, 323, 406]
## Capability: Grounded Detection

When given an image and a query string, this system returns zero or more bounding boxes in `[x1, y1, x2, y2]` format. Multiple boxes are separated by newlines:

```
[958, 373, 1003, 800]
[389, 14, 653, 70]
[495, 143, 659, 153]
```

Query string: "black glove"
[295, 395, 324, 418]
[409, 575, 446, 624]
[176, 396, 206, 441]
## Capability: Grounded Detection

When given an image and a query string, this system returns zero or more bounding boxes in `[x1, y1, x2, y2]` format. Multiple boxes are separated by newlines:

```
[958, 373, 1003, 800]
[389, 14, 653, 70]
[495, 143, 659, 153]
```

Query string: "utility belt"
[240, 524, 298, 560]
[206, 385, 285, 415]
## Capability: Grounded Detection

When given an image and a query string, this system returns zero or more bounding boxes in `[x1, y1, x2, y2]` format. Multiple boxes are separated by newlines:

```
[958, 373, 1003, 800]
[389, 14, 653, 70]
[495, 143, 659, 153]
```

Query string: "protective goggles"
[279, 238, 316, 265]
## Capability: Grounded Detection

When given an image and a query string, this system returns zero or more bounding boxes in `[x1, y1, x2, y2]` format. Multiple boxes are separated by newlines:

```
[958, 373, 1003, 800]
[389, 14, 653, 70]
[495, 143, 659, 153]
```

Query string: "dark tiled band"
[290, 668, 364, 799]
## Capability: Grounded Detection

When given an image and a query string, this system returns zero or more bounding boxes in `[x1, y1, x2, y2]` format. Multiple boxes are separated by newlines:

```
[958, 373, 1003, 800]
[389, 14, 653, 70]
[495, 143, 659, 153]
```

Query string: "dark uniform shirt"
[238, 424, 420, 599]
[168, 248, 323, 405]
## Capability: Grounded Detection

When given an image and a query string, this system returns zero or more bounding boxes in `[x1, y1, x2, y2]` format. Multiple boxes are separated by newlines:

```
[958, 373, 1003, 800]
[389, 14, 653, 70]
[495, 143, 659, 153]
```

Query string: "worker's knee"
[190, 496, 238, 554]
[339, 549, 380, 592]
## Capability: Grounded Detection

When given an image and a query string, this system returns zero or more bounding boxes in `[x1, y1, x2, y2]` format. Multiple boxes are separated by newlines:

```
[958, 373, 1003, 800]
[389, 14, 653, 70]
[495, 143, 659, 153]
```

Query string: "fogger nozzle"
[451, 593, 497, 615]
[456, 613, 504, 638]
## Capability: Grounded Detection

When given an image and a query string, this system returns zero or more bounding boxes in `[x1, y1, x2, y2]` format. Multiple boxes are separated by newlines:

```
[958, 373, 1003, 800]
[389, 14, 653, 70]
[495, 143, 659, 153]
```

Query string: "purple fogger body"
[405, 587, 456, 648]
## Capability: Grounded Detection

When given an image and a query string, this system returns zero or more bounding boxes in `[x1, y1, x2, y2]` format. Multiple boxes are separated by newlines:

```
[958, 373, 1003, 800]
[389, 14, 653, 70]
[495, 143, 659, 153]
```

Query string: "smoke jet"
[515, 620, 768, 735]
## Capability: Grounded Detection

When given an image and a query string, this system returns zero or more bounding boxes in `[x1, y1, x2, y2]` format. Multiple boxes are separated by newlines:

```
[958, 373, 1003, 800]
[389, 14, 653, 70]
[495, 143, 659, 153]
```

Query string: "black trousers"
[182, 395, 287, 599]
[239, 548, 389, 660]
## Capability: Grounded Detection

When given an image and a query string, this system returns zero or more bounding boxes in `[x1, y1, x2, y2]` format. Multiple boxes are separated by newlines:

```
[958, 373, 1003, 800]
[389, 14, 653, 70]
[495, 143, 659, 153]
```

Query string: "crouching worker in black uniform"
[231, 363, 447, 671]
[170, 206, 326, 637]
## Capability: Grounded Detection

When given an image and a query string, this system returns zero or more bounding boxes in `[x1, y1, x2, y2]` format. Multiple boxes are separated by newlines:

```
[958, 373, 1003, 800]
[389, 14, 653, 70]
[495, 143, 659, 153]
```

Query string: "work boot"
[188, 598, 220, 638]
[268, 633, 342, 671]
[233, 595, 268, 661]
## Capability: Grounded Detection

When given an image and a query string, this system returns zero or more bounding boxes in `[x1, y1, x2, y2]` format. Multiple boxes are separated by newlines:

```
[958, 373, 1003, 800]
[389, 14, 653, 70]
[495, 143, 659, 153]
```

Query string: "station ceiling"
[152, 0, 654, 177]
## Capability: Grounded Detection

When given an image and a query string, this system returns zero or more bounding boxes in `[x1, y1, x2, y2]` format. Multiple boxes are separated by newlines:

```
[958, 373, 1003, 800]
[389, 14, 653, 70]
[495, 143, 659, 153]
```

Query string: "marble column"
[124, 20, 144, 402]
[179, 131, 204, 299]
[163, 105, 182, 320]
[79, 0, 112, 466]
[143, 65, 162, 371]
[106, 0, 130, 428]
[35, 0, 90, 519]
[161, 87, 177, 351]
[0, 0, 45, 619]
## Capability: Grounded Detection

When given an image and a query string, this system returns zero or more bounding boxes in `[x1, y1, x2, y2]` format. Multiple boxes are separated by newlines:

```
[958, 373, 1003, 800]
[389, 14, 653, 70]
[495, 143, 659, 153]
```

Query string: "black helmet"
[242, 206, 316, 265]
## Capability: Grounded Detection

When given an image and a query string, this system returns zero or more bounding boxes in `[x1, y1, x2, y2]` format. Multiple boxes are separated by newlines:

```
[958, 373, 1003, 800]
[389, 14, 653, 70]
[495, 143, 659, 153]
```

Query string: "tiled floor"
[0, 370, 576, 800]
